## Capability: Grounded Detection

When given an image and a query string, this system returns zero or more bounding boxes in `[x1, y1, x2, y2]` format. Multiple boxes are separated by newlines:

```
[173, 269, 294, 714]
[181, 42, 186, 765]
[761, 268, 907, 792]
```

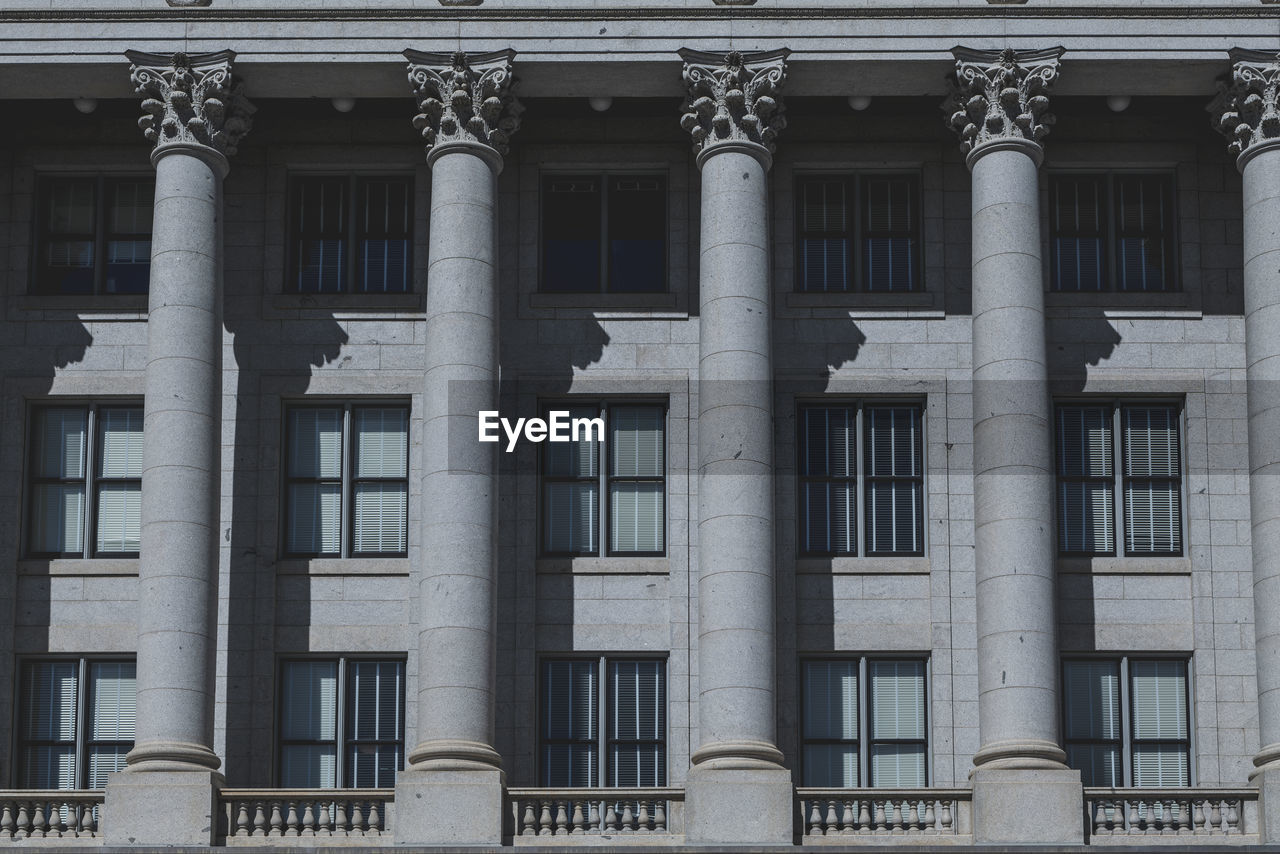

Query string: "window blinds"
[353, 408, 409, 554]
[541, 660, 598, 787]
[88, 661, 136, 787]
[358, 179, 411, 294]
[1062, 660, 1122, 786]
[346, 661, 404, 788]
[801, 661, 858, 787]
[865, 407, 923, 554]
[1115, 175, 1171, 293]
[21, 662, 78, 789]
[1131, 661, 1189, 787]
[1053, 176, 1105, 292]
[1057, 406, 1115, 553]
[800, 407, 856, 555]
[610, 406, 664, 553]
[296, 178, 347, 293]
[608, 661, 666, 787]
[1123, 407, 1181, 555]
[96, 408, 142, 554]
[799, 179, 849, 293]
[869, 661, 927, 787]
[31, 408, 88, 554]
[863, 177, 915, 293]
[287, 408, 343, 555]
[543, 406, 600, 554]
[280, 661, 339, 788]
[105, 181, 154, 294]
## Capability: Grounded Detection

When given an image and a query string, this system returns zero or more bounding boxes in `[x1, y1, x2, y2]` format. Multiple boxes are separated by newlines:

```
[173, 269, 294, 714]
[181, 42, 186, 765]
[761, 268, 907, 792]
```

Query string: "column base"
[393, 764, 505, 845]
[1252, 754, 1280, 844]
[684, 761, 794, 844]
[102, 769, 222, 846]
[971, 766, 1083, 844]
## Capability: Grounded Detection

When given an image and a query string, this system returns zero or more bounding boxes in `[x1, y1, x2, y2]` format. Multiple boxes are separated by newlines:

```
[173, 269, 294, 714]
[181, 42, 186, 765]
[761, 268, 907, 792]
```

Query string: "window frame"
[25, 401, 143, 560]
[14, 655, 136, 789]
[281, 400, 411, 559]
[793, 172, 922, 294]
[275, 655, 406, 789]
[538, 171, 670, 295]
[1053, 399, 1186, 558]
[799, 655, 931, 788]
[31, 174, 155, 297]
[536, 654, 669, 789]
[538, 400, 668, 559]
[1060, 655, 1194, 788]
[1048, 171, 1179, 294]
[795, 400, 926, 558]
[286, 174, 415, 295]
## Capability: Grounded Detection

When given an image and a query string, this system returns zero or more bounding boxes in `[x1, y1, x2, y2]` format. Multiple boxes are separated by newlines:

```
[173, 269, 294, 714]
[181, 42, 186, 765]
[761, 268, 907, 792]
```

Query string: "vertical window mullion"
[598, 656, 608, 787]
[859, 657, 870, 787]
[341, 405, 353, 558]
[854, 405, 866, 558]
[347, 177, 359, 295]
[93, 178, 107, 295]
[84, 407, 97, 560]
[336, 658, 347, 788]
[1113, 406, 1124, 557]
[1120, 656, 1133, 788]
[851, 177, 861, 292]
[76, 657, 88, 788]
[600, 180, 611, 293]
[599, 404, 608, 557]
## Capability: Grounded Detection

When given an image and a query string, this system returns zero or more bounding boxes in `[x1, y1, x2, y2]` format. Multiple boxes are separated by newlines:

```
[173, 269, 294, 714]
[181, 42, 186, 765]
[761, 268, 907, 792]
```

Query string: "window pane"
[105, 181, 154, 295]
[353, 483, 407, 554]
[800, 481, 855, 555]
[358, 178, 411, 294]
[1067, 744, 1122, 787]
[1131, 661, 1188, 741]
[1124, 407, 1180, 479]
[96, 484, 141, 554]
[281, 745, 338, 788]
[1124, 407, 1181, 555]
[870, 661, 925, 740]
[287, 483, 341, 555]
[1059, 481, 1115, 554]
[542, 177, 601, 293]
[294, 178, 347, 293]
[609, 742, 666, 788]
[1057, 407, 1116, 554]
[49, 180, 95, 234]
[348, 661, 403, 742]
[354, 408, 408, 478]
[803, 744, 858, 787]
[610, 482, 663, 553]
[35, 408, 88, 479]
[289, 409, 343, 479]
[866, 480, 922, 554]
[611, 407, 663, 478]
[608, 660, 666, 787]
[1063, 661, 1120, 741]
[31, 484, 86, 554]
[1052, 176, 1105, 292]
[21, 662, 78, 789]
[89, 661, 136, 741]
[281, 661, 338, 741]
[1125, 482, 1181, 554]
[542, 660, 597, 742]
[544, 407, 600, 478]
[801, 179, 847, 232]
[542, 745, 598, 788]
[1115, 175, 1171, 293]
[608, 176, 665, 293]
[803, 661, 857, 740]
[866, 407, 921, 479]
[871, 744, 927, 787]
[347, 743, 401, 789]
[801, 407, 855, 478]
[1133, 744, 1190, 787]
[98, 408, 143, 479]
[88, 747, 130, 788]
[798, 180, 848, 293]
[863, 177, 916, 293]
[22, 746, 77, 790]
[543, 482, 598, 554]
[1057, 407, 1113, 479]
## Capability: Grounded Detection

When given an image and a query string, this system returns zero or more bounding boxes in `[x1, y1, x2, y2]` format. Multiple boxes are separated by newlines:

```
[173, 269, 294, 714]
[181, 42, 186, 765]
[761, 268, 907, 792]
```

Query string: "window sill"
[17, 295, 148, 315]
[529, 292, 680, 312]
[796, 556, 931, 575]
[18, 558, 139, 576]
[269, 293, 425, 312]
[1044, 291, 1196, 317]
[536, 557, 670, 575]
[276, 557, 410, 576]
[1057, 556, 1192, 575]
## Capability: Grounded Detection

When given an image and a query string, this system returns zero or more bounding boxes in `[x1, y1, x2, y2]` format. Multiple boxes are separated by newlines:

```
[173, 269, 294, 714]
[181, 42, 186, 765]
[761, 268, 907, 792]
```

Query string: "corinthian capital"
[404, 49, 523, 164]
[679, 48, 789, 164]
[1209, 49, 1280, 165]
[946, 46, 1064, 164]
[125, 49, 253, 161]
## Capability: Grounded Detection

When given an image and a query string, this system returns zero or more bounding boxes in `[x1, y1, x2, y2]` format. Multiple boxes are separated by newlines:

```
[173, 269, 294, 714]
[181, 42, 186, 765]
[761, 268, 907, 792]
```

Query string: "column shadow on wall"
[222, 310, 349, 786]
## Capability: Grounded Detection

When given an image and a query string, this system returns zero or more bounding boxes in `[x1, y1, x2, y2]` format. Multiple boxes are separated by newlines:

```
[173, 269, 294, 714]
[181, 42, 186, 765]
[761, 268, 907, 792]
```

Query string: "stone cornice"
[404, 48, 523, 163]
[1209, 48, 1280, 167]
[125, 49, 253, 161]
[679, 48, 789, 161]
[945, 46, 1063, 163]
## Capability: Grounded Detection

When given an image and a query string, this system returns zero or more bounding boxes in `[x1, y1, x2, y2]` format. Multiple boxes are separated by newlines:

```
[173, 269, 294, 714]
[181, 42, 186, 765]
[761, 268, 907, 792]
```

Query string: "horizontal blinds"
[96, 407, 143, 553]
[289, 409, 343, 479]
[108, 181, 154, 235]
[1062, 660, 1120, 741]
[865, 407, 923, 554]
[870, 744, 927, 787]
[22, 746, 76, 790]
[89, 661, 136, 740]
[288, 484, 341, 554]
[1123, 406, 1181, 554]
[610, 408, 663, 552]
[35, 408, 87, 479]
[608, 660, 666, 787]
[295, 177, 347, 293]
[1056, 406, 1115, 554]
[358, 178, 411, 294]
[1133, 744, 1190, 788]
[281, 745, 338, 789]
[803, 744, 858, 787]
[1067, 744, 1122, 787]
[543, 482, 598, 554]
[347, 660, 404, 788]
[1131, 661, 1188, 740]
[611, 407, 663, 478]
[97, 408, 143, 478]
[1115, 175, 1171, 293]
[803, 660, 857, 740]
[610, 482, 663, 553]
[541, 660, 598, 787]
[346, 744, 401, 789]
[1052, 175, 1105, 291]
[801, 481, 855, 555]
[863, 177, 915, 293]
[87, 748, 129, 789]
[799, 179, 849, 293]
[288, 408, 343, 555]
[353, 484, 407, 553]
[354, 408, 408, 478]
[869, 661, 926, 740]
[800, 407, 856, 555]
[31, 484, 85, 554]
[544, 407, 600, 478]
[866, 407, 921, 479]
[21, 661, 78, 789]
[48, 180, 95, 234]
[281, 661, 338, 741]
[353, 407, 409, 554]
[801, 407, 855, 478]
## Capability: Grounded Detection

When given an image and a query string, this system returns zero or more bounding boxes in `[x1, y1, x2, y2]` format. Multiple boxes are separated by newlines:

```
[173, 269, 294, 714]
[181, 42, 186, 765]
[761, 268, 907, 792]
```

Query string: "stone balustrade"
[0, 791, 104, 841]
[797, 789, 972, 841]
[1084, 788, 1258, 843]
[507, 788, 683, 840]
[219, 790, 393, 843]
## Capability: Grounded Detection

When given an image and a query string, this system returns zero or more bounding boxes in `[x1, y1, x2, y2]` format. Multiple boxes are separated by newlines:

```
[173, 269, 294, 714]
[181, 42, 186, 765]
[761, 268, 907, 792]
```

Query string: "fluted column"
[103, 50, 251, 847]
[946, 47, 1082, 845]
[394, 49, 520, 846]
[679, 48, 793, 845]
[1211, 49, 1280, 844]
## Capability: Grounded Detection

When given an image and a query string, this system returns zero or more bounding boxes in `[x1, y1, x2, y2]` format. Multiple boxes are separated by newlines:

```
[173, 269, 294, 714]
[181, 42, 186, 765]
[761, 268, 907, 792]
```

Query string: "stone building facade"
[0, 0, 1278, 848]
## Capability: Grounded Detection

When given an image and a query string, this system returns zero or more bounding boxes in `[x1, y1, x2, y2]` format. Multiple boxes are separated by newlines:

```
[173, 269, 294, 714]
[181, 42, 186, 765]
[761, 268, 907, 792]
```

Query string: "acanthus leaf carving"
[945, 46, 1064, 158]
[404, 49, 523, 159]
[125, 49, 254, 159]
[1209, 49, 1280, 160]
[679, 48, 789, 158]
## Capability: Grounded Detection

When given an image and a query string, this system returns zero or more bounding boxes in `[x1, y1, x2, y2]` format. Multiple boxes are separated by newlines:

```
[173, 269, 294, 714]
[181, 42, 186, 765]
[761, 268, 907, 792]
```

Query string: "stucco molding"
[125, 49, 253, 161]
[1209, 48, 1280, 166]
[678, 48, 790, 159]
[404, 48, 523, 161]
[945, 46, 1064, 160]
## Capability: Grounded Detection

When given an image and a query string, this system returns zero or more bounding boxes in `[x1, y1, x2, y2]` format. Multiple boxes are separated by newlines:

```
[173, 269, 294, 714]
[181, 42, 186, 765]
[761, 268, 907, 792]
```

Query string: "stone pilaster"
[103, 49, 251, 847]
[1210, 48, 1280, 845]
[394, 48, 520, 846]
[679, 47, 793, 846]
[946, 46, 1083, 845]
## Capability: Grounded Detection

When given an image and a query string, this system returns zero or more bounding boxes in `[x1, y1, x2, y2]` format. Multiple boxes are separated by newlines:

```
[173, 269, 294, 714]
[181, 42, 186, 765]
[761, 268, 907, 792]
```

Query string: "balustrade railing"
[508, 788, 683, 840]
[219, 789, 393, 843]
[797, 789, 972, 840]
[0, 791, 104, 841]
[1084, 788, 1259, 843]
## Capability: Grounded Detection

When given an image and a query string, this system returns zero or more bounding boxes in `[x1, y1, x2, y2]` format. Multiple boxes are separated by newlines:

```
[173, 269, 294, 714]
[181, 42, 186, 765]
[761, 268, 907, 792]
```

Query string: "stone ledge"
[536, 556, 670, 575]
[18, 558, 139, 576]
[784, 291, 937, 311]
[795, 556, 931, 574]
[16, 295, 149, 316]
[276, 557, 410, 576]
[529, 292, 680, 311]
[1057, 556, 1192, 575]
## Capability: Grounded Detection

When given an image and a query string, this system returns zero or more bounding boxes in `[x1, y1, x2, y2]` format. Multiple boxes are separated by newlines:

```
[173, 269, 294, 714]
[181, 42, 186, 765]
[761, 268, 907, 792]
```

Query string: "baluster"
[605, 802, 619, 832]
[283, 802, 299, 836]
[908, 799, 921, 831]
[1092, 801, 1106, 836]
[84, 802, 98, 836]
[319, 801, 333, 836]
[334, 800, 348, 837]
[824, 800, 838, 836]
[1210, 798, 1223, 833]
[1227, 799, 1240, 833]
[890, 799, 904, 834]
[367, 801, 382, 833]
[570, 801, 585, 834]
[924, 800, 936, 833]
[268, 801, 284, 837]
[518, 801, 534, 835]
[638, 801, 651, 832]
[589, 801, 602, 832]
[654, 800, 666, 832]
[841, 800, 855, 834]
[300, 802, 315, 836]
[249, 802, 265, 837]
[621, 801, 635, 832]
[1192, 799, 1206, 834]
[554, 801, 569, 835]
[807, 800, 821, 835]
[940, 799, 953, 834]
[233, 801, 249, 837]
[858, 800, 872, 833]
[0, 801, 13, 841]
[31, 801, 47, 838]
[15, 802, 31, 840]
[1177, 800, 1190, 833]
[874, 800, 887, 833]
[538, 801, 552, 835]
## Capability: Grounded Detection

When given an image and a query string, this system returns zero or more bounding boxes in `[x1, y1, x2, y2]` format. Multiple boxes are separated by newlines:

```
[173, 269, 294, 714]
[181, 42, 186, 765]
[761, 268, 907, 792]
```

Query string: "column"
[394, 49, 520, 845]
[1211, 49, 1280, 844]
[946, 47, 1083, 845]
[103, 50, 252, 846]
[679, 48, 793, 845]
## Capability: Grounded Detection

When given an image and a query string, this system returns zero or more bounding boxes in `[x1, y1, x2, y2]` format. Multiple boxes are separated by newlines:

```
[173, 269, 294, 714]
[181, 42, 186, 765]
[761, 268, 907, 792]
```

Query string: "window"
[1050, 173, 1176, 292]
[1055, 403, 1183, 556]
[18, 658, 136, 789]
[278, 658, 404, 788]
[34, 176, 153, 295]
[540, 657, 665, 788]
[540, 174, 666, 293]
[797, 403, 924, 557]
[1062, 657, 1191, 787]
[541, 403, 664, 557]
[801, 658, 928, 787]
[284, 403, 409, 558]
[796, 174, 920, 293]
[27, 404, 142, 558]
[288, 175, 413, 293]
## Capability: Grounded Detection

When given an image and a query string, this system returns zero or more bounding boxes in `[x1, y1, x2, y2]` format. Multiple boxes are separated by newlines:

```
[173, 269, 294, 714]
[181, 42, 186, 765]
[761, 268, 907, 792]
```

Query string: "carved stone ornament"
[946, 46, 1064, 159]
[1209, 48, 1280, 162]
[125, 49, 254, 159]
[404, 49, 522, 160]
[679, 48, 789, 159]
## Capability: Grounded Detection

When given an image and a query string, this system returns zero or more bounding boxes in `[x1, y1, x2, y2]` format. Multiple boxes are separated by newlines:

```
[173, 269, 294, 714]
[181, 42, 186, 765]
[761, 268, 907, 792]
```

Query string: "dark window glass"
[796, 175, 920, 293]
[290, 176, 413, 294]
[35, 177, 154, 295]
[541, 174, 666, 293]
